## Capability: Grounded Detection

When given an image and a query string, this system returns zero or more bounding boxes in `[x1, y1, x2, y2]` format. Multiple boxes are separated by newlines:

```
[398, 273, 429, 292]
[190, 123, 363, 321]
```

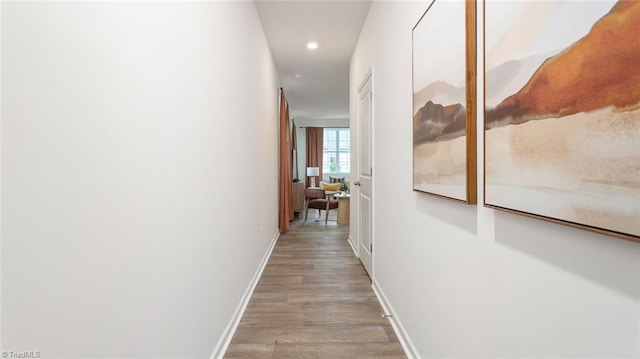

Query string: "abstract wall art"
[412, 0, 477, 203]
[484, 0, 640, 242]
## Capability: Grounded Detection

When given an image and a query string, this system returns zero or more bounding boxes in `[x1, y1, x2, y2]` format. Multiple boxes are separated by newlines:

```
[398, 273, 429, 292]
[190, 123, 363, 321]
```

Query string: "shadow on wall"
[415, 192, 478, 236]
[494, 211, 640, 301]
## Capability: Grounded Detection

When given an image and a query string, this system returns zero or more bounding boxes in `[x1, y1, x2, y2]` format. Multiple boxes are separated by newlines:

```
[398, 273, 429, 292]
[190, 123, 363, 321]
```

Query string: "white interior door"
[357, 72, 373, 279]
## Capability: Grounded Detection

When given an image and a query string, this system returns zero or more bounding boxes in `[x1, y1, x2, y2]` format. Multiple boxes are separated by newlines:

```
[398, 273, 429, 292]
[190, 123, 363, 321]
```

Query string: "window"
[323, 128, 350, 174]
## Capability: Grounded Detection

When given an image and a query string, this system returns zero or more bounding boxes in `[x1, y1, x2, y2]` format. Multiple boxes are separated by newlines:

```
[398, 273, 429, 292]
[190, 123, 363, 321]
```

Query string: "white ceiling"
[254, 0, 372, 126]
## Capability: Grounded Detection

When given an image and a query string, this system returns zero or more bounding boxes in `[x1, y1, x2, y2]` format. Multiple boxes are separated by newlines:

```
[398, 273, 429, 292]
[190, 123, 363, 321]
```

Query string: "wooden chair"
[304, 188, 339, 224]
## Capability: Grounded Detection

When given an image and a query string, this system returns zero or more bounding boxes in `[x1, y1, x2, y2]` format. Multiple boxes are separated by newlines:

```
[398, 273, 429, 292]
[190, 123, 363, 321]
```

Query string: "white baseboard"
[372, 280, 420, 359]
[347, 234, 358, 257]
[210, 231, 280, 359]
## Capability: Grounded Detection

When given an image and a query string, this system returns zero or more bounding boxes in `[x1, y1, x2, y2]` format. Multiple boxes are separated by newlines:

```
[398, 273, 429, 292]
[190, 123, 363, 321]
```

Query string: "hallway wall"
[1, 2, 279, 357]
[350, 2, 640, 358]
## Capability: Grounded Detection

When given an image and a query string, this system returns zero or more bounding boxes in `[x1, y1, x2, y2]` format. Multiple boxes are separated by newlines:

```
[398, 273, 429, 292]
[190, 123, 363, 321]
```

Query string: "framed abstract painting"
[484, 0, 640, 242]
[412, 0, 477, 204]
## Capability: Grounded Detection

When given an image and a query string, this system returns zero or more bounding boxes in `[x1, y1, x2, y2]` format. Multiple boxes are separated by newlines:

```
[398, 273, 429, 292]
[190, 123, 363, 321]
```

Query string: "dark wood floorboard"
[225, 212, 406, 358]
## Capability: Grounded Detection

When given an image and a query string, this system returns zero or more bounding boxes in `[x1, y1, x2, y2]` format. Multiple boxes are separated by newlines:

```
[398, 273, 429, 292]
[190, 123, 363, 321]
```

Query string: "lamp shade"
[306, 167, 319, 176]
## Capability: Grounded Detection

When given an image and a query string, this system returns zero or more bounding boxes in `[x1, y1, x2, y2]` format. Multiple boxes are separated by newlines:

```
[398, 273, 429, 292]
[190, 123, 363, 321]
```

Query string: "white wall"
[2, 2, 280, 357]
[295, 118, 349, 128]
[350, 2, 640, 358]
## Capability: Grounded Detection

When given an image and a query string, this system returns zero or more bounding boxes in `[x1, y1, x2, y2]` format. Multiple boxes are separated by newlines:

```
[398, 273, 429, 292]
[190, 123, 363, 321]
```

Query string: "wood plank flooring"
[225, 213, 406, 358]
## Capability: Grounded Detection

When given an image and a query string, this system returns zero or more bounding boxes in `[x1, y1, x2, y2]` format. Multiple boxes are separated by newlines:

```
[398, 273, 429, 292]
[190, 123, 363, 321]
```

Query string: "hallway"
[225, 215, 406, 358]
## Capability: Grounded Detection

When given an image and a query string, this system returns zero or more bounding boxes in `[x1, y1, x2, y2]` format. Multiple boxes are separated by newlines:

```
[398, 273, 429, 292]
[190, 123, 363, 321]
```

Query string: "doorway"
[355, 71, 373, 279]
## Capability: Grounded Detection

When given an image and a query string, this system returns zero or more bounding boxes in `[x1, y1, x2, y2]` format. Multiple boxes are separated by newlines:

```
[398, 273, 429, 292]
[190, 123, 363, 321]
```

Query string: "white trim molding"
[348, 234, 358, 257]
[372, 280, 420, 359]
[210, 231, 280, 359]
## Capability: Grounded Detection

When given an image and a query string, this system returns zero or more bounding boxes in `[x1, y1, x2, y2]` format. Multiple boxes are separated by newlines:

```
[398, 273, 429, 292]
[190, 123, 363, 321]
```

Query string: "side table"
[335, 193, 350, 224]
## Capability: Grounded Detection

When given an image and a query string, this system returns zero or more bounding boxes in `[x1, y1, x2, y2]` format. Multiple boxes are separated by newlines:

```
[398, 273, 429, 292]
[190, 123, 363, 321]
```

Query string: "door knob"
[353, 181, 361, 186]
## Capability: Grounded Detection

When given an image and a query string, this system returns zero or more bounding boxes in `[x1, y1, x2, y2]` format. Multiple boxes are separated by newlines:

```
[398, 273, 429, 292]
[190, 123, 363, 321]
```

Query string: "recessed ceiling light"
[306, 41, 318, 50]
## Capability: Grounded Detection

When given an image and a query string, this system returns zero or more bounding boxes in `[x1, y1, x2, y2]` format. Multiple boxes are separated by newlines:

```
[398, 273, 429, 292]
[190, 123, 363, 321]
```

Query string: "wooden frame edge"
[465, 0, 478, 205]
[486, 204, 640, 244]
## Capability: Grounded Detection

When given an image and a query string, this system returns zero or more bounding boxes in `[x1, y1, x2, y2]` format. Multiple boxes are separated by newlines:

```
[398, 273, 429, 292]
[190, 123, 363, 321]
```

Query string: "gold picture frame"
[412, 0, 477, 204]
[483, 0, 640, 243]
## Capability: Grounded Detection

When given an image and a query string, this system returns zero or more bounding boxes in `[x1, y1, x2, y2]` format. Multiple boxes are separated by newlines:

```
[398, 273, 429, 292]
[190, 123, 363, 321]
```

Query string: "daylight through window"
[322, 128, 350, 175]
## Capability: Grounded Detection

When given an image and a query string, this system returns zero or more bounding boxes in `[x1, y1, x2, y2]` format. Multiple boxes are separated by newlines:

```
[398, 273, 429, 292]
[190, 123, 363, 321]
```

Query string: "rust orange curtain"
[278, 89, 294, 231]
[306, 127, 323, 188]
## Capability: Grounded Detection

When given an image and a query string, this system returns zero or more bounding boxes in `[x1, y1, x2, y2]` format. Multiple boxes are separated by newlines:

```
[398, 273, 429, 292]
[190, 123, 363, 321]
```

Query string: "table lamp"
[307, 167, 319, 188]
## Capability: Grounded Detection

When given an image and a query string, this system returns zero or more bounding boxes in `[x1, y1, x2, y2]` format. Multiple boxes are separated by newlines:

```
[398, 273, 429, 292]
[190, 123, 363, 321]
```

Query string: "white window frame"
[322, 127, 350, 176]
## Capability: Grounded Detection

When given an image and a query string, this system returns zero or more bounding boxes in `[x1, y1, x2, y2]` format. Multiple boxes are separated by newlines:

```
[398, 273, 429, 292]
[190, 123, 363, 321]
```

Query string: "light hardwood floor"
[225, 212, 406, 358]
